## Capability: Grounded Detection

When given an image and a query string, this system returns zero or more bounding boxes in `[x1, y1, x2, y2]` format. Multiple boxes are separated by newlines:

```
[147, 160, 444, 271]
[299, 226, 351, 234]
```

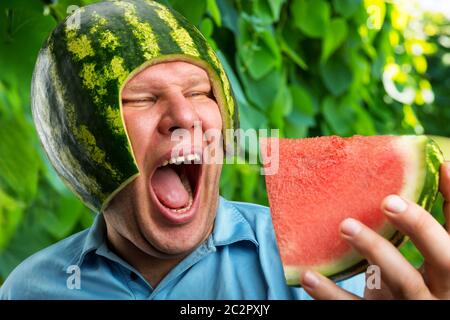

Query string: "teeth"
[160, 153, 201, 167]
[192, 153, 201, 163]
[176, 156, 184, 164]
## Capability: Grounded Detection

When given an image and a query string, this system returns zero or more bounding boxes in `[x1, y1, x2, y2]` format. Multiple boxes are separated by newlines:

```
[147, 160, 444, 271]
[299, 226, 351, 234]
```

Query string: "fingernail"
[340, 218, 362, 237]
[302, 271, 319, 289]
[384, 195, 407, 214]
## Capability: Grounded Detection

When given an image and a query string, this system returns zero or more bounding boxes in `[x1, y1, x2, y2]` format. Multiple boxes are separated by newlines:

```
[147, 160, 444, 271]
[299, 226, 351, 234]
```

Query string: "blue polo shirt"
[0, 197, 365, 299]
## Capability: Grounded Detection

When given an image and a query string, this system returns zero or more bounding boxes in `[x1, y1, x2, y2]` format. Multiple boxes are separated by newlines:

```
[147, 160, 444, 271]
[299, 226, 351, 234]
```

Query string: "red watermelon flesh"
[260, 135, 443, 285]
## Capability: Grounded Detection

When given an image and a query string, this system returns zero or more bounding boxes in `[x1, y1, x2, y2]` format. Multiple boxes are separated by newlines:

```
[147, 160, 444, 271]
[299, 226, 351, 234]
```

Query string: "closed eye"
[187, 91, 215, 100]
[122, 97, 157, 106]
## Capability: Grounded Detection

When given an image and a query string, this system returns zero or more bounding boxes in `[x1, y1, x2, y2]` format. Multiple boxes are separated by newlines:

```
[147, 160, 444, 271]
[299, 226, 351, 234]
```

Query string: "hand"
[299, 161, 450, 300]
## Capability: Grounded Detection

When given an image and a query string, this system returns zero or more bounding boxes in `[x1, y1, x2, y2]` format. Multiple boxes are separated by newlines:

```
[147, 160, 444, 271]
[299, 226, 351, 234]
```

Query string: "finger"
[340, 218, 430, 299]
[382, 195, 450, 280]
[300, 270, 360, 300]
[439, 161, 450, 233]
[364, 270, 394, 299]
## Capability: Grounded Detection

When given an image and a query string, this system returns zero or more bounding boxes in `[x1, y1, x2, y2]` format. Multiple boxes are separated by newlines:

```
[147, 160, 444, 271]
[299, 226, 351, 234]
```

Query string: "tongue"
[151, 166, 189, 209]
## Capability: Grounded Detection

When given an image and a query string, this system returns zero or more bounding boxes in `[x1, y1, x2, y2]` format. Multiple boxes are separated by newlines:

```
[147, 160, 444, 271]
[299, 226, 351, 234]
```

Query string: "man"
[1, 0, 450, 300]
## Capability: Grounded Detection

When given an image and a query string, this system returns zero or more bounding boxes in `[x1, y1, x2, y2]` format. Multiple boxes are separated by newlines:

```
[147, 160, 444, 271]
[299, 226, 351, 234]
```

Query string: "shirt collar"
[75, 196, 259, 266]
[75, 212, 107, 266]
[212, 196, 259, 248]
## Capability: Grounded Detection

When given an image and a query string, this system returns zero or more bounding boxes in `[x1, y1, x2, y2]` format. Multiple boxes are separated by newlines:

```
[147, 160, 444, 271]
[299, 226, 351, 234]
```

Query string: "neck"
[105, 227, 186, 288]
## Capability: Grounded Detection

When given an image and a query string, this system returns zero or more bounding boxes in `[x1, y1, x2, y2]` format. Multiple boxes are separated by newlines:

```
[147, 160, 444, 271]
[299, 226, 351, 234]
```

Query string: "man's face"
[104, 61, 223, 258]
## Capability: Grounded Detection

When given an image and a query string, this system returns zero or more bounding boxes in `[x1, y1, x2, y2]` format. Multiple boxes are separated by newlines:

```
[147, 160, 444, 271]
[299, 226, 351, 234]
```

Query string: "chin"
[104, 149, 221, 260]
[136, 208, 215, 259]
[136, 163, 220, 258]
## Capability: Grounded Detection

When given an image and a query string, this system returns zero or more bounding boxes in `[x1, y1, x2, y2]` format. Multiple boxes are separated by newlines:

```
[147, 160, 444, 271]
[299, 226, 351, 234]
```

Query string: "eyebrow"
[124, 75, 210, 93]
[184, 75, 210, 87]
[124, 83, 150, 93]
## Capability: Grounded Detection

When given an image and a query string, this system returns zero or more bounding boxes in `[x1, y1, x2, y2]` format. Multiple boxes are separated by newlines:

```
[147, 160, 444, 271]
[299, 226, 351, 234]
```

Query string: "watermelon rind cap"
[31, 0, 239, 212]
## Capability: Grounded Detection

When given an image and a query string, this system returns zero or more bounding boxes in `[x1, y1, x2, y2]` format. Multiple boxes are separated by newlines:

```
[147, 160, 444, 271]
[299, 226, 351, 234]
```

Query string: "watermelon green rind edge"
[418, 137, 444, 211]
[428, 135, 450, 161]
[284, 135, 444, 287]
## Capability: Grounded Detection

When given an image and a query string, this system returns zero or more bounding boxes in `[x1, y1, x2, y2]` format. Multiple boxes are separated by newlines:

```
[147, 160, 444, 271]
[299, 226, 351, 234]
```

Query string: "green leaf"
[0, 188, 24, 251]
[284, 110, 312, 138]
[238, 164, 259, 202]
[237, 15, 281, 79]
[0, 81, 22, 117]
[320, 57, 353, 96]
[79, 209, 95, 229]
[252, 0, 285, 23]
[200, 17, 218, 49]
[240, 103, 268, 131]
[37, 193, 84, 239]
[0, 1, 56, 103]
[216, 0, 238, 33]
[238, 59, 285, 111]
[347, 50, 371, 87]
[332, 0, 361, 18]
[207, 0, 222, 26]
[290, 84, 316, 116]
[321, 96, 354, 136]
[243, 44, 277, 80]
[269, 84, 292, 130]
[170, 0, 207, 25]
[291, 0, 330, 38]
[267, 0, 286, 22]
[252, 0, 274, 24]
[351, 103, 376, 135]
[0, 204, 55, 281]
[217, 50, 268, 131]
[200, 17, 214, 38]
[220, 163, 237, 199]
[276, 26, 308, 70]
[0, 116, 41, 202]
[340, 95, 376, 135]
[321, 18, 348, 62]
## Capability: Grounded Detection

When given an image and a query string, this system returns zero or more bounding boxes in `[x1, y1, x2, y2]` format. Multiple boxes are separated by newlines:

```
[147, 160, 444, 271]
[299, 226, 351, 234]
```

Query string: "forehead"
[124, 61, 211, 90]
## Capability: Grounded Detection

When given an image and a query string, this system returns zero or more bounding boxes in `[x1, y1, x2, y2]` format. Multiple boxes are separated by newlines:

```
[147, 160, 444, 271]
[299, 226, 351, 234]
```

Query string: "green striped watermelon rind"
[284, 135, 444, 287]
[428, 135, 450, 161]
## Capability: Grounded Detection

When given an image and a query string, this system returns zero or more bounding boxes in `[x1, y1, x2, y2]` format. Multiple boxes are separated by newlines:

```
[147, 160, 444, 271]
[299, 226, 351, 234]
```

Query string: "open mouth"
[149, 151, 203, 224]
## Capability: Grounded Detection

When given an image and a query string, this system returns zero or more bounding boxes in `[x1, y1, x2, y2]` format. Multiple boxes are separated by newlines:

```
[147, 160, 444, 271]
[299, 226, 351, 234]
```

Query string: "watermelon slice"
[260, 135, 443, 286]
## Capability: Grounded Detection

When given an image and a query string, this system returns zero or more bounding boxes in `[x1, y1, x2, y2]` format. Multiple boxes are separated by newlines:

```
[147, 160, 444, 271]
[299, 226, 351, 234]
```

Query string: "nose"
[158, 92, 200, 135]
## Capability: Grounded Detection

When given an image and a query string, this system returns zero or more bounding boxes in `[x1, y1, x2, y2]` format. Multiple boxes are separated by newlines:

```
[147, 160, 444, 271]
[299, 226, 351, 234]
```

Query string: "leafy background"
[0, 0, 449, 284]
